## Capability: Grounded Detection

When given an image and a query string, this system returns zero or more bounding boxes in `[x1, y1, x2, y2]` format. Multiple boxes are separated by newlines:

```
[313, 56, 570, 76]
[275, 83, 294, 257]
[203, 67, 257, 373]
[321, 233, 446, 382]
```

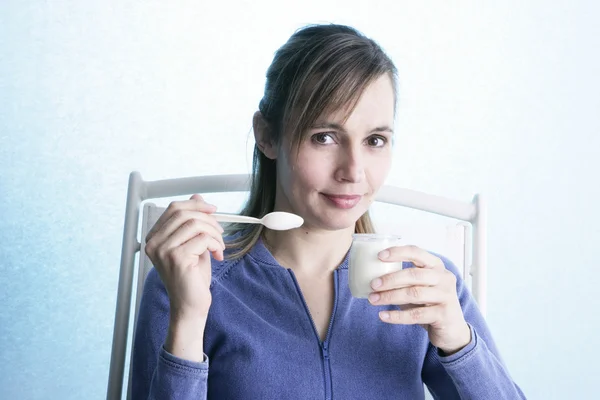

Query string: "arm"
[422, 256, 527, 399]
[131, 267, 209, 400]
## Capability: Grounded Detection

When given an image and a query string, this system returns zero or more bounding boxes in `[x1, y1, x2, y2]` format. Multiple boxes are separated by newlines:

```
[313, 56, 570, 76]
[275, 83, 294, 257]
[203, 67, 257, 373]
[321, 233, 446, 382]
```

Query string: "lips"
[321, 193, 363, 209]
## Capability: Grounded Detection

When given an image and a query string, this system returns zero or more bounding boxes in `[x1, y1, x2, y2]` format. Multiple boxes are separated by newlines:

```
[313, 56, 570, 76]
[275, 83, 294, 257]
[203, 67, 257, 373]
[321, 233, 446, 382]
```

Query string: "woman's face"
[274, 74, 396, 231]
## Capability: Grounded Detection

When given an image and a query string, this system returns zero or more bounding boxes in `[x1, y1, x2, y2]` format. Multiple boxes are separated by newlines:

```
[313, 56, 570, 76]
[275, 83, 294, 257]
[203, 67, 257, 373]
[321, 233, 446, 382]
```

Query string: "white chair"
[106, 171, 487, 400]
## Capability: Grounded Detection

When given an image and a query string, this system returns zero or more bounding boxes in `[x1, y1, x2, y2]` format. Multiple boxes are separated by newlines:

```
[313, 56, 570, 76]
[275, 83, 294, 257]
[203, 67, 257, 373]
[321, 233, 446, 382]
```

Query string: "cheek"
[293, 160, 326, 190]
[293, 148, 332, 186]
[278, 150, 322, 199]
[368, 152, 392, 187]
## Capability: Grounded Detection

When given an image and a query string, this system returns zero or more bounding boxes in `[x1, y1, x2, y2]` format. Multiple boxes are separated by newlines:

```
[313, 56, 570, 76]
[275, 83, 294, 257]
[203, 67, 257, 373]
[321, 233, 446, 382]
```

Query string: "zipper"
[289, 269, 339, 400]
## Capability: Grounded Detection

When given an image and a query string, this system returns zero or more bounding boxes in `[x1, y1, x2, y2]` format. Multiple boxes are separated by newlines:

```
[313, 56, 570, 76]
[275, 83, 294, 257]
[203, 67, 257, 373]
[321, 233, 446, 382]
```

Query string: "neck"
[263, 226, 353, 277]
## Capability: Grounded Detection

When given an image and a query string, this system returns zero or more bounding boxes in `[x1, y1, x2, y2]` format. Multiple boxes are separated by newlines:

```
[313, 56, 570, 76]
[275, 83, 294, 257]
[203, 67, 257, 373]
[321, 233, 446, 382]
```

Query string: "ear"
[253, 111, 278, 160]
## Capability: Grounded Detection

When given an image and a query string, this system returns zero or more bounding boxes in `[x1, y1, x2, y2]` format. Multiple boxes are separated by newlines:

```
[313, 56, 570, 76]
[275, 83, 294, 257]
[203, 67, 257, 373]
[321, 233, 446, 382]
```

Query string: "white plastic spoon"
[213, 212, 304, 231]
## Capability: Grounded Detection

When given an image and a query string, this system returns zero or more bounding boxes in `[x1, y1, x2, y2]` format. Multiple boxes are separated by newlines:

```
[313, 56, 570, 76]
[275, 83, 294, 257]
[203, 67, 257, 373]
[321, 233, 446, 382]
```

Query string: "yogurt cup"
[348, 234, 404, 298]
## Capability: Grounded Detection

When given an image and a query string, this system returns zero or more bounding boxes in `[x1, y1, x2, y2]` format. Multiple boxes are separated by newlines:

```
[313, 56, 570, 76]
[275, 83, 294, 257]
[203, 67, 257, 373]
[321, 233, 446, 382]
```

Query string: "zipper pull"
[322, 344, 329, 359]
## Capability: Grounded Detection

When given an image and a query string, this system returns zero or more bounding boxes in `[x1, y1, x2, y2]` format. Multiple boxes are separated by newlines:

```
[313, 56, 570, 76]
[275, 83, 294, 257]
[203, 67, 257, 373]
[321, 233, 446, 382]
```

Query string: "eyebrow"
[310, 122, 394, 134]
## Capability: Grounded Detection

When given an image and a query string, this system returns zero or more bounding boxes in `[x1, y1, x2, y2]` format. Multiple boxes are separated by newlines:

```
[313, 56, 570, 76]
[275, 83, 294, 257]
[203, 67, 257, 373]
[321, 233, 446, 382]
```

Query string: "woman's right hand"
[144, 194, 226, 322]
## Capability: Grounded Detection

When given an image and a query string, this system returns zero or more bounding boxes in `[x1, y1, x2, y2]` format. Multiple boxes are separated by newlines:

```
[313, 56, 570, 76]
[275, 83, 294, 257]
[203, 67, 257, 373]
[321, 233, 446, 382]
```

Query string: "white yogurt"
[348, 234, 404, 298]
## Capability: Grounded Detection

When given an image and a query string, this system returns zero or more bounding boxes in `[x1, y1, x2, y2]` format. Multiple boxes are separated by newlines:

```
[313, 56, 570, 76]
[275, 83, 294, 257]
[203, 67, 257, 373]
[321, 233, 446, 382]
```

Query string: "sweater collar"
[248, 235, 350, 270]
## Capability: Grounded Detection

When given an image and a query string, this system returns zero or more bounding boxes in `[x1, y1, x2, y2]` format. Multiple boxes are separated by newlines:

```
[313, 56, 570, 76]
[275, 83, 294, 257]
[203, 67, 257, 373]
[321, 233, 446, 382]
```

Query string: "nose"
[334, 145, 365, 183]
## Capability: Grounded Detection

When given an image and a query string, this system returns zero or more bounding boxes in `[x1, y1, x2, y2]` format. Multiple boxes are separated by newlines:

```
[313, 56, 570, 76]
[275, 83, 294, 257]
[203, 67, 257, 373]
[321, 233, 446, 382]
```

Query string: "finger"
[368, 285, 446, 306]
[167, 233, 224, 267]
[148, 195, 217, 240]
[371, 267, 441, 291]
[178, 232, 224, 258]
[149, 211, 225, 250]
[196, 234, 225, 262]
[146, 195, 217, 241]
[377, 245, 444, 270]
[398, 303, 421, 311]
[213, 247, 225, 262]
[163, 210, 224, 241]
[158, 218, 225, 255]
[183, 228, 225, 263]
[378, 304, 441, 325]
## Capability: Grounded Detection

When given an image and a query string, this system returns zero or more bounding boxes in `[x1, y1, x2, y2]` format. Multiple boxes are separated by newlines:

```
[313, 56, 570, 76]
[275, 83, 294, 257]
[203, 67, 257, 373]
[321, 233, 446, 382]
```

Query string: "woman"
[132, 24, 525, 399]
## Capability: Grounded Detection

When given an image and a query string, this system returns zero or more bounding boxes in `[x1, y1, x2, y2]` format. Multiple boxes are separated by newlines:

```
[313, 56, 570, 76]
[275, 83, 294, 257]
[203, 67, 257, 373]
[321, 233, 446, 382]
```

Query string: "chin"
[315, 209, 367, 232]
[324, 220, 356, 232]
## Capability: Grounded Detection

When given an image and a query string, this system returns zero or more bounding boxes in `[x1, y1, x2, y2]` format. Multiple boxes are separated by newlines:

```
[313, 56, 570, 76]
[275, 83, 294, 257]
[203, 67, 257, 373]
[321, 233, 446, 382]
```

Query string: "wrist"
[169, 296, 211, 322]
[438, 323, 472, 356]
[165, 317, 207, 362]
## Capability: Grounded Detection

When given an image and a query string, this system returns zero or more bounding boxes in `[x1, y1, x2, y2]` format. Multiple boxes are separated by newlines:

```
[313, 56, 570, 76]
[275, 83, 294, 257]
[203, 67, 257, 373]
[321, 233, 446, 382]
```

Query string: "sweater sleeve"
[131, 267, 209, 400]
[421, 256, 527, 399]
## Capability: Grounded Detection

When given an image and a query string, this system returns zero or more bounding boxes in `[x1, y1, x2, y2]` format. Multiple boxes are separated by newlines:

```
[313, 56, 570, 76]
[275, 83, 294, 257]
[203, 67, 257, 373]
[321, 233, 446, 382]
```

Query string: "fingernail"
[368, 293, 380, 303]
[379, 311, 390, 320]
[378, 250, 390, 260]
[371, 278, 382, 289]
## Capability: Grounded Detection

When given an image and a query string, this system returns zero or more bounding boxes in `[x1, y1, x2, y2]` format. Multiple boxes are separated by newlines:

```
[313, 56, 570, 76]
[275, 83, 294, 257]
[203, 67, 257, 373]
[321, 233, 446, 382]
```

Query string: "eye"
[311, 132, 336, 145]
[366, 135, 387, 147]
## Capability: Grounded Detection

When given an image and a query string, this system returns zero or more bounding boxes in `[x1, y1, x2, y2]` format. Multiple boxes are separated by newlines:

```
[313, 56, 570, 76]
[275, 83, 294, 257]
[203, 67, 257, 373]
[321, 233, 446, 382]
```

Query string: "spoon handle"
[212, 213, 262, 225]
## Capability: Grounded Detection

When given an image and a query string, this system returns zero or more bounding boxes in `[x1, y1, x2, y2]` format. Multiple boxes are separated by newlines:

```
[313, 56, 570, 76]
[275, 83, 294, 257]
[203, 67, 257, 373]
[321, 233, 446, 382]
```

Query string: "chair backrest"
[107, 172, 487, 400]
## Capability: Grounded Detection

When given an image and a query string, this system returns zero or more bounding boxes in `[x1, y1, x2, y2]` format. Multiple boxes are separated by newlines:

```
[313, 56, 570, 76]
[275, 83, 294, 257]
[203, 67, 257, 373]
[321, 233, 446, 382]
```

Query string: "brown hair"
[225, 24, 398, 259]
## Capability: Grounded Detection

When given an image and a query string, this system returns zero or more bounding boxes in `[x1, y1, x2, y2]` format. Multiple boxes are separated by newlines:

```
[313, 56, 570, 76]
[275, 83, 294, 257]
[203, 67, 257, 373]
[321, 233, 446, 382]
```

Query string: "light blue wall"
[1, 1, 598, 399]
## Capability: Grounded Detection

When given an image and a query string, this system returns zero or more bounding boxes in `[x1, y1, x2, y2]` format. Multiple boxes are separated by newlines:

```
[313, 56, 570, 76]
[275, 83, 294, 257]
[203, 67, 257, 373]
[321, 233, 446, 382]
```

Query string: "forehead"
[315, 74, 396, 131]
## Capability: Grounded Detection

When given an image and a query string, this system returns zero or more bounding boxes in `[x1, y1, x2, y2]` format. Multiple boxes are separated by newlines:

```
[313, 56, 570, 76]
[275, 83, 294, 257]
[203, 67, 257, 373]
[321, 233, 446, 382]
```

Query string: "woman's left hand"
[368, 245, 471, 355]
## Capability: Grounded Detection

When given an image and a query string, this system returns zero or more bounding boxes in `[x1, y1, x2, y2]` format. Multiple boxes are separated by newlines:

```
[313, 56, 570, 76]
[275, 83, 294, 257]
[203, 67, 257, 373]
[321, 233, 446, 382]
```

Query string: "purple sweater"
[132, 238, 526, 399]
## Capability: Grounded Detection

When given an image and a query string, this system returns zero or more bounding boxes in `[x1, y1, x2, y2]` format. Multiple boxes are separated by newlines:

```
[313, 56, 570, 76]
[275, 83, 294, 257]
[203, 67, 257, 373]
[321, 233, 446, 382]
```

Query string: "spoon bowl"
[259, 212, 304, 230]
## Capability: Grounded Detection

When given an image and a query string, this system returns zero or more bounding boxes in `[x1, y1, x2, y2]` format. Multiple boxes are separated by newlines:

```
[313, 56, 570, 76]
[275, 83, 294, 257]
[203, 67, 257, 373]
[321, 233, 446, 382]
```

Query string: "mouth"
[320, 193, 363, 209]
